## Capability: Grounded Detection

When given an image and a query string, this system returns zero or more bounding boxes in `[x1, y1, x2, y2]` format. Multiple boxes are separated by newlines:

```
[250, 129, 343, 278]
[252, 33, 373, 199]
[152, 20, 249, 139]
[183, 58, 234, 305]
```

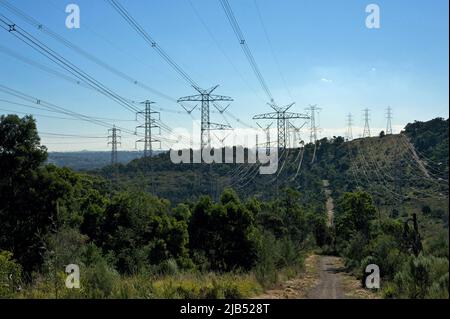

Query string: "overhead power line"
[106, 0, 235, 146]
[0, 44, 191, 120]
[40, 132, 107, 139]
[187, 0, 265, 104]
[253, 0, 293, 101]
[0, 13, 193, 147]
[0, 98, 135, 122]
[0, 0, 178, 104]
[0, 15, 140, 115]
[0, 84, 140, 137]
[0, 44, 89, 90]
[219, 0, 275, 104]
[106, 0, 199, 88]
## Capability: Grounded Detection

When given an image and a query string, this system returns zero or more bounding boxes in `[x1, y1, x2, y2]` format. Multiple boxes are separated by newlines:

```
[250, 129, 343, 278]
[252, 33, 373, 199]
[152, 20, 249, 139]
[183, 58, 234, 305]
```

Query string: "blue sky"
[0, 0, 448, 151]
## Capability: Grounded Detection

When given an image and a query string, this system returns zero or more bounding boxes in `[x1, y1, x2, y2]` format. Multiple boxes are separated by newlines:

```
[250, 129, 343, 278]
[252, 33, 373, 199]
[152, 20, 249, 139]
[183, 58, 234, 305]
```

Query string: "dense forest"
[0, 114, 448, 298]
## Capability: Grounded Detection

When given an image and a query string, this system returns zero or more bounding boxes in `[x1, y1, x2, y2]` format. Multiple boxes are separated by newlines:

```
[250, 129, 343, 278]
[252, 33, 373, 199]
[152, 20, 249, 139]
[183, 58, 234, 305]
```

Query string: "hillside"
[97, 118, 449, 219]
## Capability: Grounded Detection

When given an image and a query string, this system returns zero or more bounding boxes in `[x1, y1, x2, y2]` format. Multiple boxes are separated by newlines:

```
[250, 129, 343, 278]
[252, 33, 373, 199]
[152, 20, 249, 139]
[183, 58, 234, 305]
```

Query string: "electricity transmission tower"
[363, 108, 371, 138]
[257, 122, 273, 155]
[386, 106, 393, 135]
[346, 113, 353, 141]
[288, 121, 306, 148]
[108, 125, 121, 165]
[136, 100, 161, 157]
[178, 85, 233, 150]
[253, 103, 309, 149]
[306, 104, 321, 144]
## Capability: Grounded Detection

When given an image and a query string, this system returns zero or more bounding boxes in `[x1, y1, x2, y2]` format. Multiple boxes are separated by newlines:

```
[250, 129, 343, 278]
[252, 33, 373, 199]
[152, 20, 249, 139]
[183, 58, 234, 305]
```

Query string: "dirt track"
[254, 255, 378, 299]
[305, 256, 346, 299]
[254, 182, 378, 299]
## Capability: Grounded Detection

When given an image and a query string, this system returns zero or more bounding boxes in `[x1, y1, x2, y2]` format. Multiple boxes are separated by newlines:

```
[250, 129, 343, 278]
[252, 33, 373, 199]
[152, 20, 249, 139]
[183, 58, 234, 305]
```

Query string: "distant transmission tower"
[136, 100, 161, 157]
[362, 108, 371, 137]
[108, 125, 121, 165]
[253, 103, 309, 149]
[386, 106, 393, 135]
[257, 122, 273, 155]
[307, 104, 321, 144]
[288, 121, 306, 148]
[178, 85, 233, 150]
[346, 113, 353, 141]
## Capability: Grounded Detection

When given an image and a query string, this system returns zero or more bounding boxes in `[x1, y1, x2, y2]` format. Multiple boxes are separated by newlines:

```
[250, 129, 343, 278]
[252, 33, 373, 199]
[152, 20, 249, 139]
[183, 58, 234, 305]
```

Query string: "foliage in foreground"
[334, 191, 448, 299]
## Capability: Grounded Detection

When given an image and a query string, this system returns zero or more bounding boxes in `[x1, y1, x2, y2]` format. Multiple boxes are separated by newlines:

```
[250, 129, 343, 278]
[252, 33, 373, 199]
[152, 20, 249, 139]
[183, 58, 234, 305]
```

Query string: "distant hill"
[47, 151, 162, 170]
[47, 151, 141, 170]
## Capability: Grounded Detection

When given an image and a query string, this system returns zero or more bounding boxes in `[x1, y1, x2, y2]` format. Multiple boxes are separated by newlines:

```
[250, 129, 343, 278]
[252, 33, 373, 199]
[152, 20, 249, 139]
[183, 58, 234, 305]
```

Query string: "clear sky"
[0, 0, 448, 151]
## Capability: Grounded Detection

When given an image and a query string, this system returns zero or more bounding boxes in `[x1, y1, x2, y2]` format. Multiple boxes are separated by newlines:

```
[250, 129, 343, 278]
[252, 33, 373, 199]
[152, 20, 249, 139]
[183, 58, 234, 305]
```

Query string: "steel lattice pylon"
[287, 120, 307, 149]
[363, 108, 371, 138]
[253, 103, 309, 149]
[386, 106, 393, 135]
[136, 100, 161, 157]
[346, 113, 353, 141]
[257, 122, 273, 155]
[178, 85, 233, 150]
[108, 125, 121, 165]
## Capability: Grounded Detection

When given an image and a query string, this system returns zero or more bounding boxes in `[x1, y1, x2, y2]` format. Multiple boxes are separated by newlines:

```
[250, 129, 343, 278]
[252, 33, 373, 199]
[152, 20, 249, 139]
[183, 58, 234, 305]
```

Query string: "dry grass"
[253, 254, 320, 299]
[340, 274, 380, 299]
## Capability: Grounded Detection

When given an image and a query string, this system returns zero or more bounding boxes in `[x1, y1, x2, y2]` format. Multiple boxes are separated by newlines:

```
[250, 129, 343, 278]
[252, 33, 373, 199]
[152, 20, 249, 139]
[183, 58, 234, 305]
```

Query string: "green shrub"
[189, 191, 260, 271]
[254, 233, 279, 287]
[0, 251, 22, 298]
[381, 282, 398, 299]
[82, 259, 119, 298]
[392, 254, 449, 299]
[427, 272, 449, 299]
[157, 259, 179, 276]
[341, 232, 368, 269]
[425, 233, 449, 258]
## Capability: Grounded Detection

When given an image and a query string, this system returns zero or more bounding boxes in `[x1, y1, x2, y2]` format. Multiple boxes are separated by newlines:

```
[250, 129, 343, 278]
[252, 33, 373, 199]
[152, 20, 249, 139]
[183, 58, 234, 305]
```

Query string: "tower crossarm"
[209, 122, 232, 130]
[209, 94, 234, 102]
[253, 112, 280, 120]
[253, 112, 310, 120]
[284, 112, 310, 120]
[177, 95, 203, 102]
[177, 94, 233, 102]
